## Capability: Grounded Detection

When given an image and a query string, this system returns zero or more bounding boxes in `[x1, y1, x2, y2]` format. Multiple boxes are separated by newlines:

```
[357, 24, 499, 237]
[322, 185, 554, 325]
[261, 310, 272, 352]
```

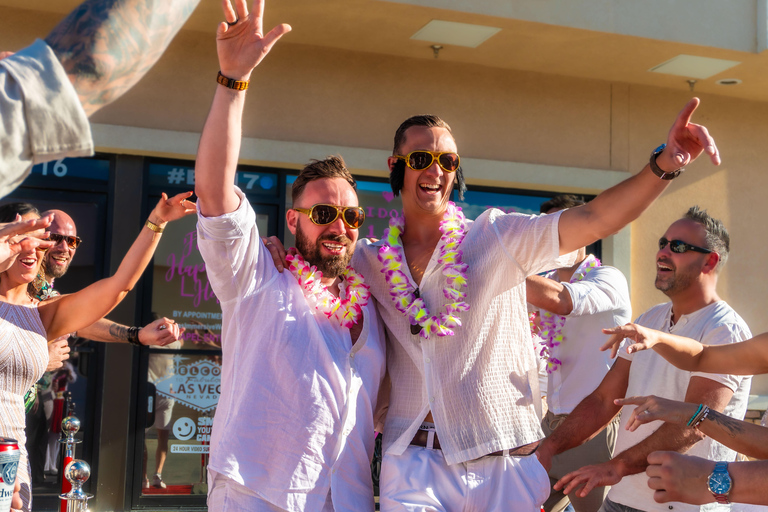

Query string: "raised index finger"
[672, 97, 700, 132]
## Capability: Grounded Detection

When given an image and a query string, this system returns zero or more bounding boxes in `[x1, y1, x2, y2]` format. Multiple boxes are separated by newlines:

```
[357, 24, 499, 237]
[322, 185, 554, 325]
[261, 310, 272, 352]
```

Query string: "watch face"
[708, 470, 732, 494]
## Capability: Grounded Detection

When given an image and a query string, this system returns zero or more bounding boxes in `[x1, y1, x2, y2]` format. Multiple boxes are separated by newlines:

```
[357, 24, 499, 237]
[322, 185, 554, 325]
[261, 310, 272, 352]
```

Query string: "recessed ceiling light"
[716, 78, 742, 86]
[649, 55, 741, 79]
[411, 20, 501, 48]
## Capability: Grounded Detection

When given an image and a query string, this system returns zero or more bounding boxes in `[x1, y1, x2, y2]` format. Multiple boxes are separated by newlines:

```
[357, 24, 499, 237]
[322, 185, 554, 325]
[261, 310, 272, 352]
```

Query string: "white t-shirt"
[197, 190, 386, 512]
[353, 208, 576, 465]
[544, 265, 631, 415]
[609, 301, 752, 512]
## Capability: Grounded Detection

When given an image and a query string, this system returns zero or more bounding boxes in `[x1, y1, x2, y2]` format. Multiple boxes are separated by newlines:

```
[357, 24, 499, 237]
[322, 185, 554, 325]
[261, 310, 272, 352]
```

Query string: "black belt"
[410, 429, 540, 456]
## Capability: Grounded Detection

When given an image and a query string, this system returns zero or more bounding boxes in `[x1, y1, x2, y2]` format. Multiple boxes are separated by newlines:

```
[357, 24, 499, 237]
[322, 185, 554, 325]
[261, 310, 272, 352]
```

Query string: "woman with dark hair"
[0, 192, 194, 511]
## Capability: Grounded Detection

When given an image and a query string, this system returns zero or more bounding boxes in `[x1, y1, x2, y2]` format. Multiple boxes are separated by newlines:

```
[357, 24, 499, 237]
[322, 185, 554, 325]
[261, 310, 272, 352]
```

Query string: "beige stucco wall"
[3, 6, 767, 395]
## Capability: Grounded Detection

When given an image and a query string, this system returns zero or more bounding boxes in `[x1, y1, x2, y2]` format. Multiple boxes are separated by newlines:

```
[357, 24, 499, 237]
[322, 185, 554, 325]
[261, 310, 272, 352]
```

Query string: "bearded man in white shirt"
[537, 207, 751, 512]
[193, 2, 385, 510]
[527, 195, 632, 512]
[350, 107, 722, 510]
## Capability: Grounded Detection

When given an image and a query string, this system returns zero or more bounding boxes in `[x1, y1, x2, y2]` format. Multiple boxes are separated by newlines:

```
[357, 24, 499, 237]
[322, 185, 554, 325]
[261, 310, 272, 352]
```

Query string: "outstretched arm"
[45, 0, 201, 117]
[616, 395, 768, 459]
[647, 452, 768, 506]
[557, 98, 720, 255]
[602, 324, 768, 375]
[555, 376, 732, 499]
[195, 0, 290, 217]
[39, 192, 195, 340]
[78, 317, 181, 346]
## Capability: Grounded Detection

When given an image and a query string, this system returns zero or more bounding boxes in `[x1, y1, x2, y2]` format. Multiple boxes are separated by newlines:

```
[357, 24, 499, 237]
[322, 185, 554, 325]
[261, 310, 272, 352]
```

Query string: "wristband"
[127, 326, 141, 346]
[650, 144, 685, 180]
[145, 220, 164, 233]
[217, 71, 249, 91]
[686, 403, 704, 426]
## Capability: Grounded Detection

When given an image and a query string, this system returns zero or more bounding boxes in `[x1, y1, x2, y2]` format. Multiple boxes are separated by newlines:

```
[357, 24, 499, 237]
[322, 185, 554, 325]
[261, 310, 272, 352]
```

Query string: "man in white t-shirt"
[194, 2, 386, 510]
[537, 206, 752, 512]
[527, 195, 631, 512]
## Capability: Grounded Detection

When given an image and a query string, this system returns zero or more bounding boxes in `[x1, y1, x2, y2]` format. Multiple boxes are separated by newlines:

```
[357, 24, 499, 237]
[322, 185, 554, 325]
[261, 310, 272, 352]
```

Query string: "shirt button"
[425, 357, 431, 363]
[350, 353, 355, 359]
[343, 429, 351, 436]
[430, 397, 435, 403]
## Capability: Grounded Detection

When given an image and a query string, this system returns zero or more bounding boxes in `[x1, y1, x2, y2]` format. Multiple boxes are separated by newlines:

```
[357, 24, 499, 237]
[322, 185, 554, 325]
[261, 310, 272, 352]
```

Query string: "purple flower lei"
[377, 202, 470, 339]
[534, 254, 601, 373]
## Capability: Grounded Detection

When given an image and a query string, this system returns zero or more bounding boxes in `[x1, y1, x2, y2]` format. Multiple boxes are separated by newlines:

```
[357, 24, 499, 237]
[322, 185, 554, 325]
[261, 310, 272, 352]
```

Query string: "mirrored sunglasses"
[658, 237, 711, 254]
[293, 204, 366, 229]
[395, 150, 460, 172]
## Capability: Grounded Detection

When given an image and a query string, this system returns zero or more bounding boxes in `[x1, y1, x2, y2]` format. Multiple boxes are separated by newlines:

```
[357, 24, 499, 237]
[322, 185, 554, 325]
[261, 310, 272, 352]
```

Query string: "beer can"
[0, 438, 20, 512]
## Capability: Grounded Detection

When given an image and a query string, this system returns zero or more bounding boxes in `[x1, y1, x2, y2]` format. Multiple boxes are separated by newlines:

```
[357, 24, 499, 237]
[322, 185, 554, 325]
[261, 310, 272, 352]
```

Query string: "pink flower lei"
[534, 254, 601, 373]
[377, 202, 470, 339]
[285, 253, 370, 329]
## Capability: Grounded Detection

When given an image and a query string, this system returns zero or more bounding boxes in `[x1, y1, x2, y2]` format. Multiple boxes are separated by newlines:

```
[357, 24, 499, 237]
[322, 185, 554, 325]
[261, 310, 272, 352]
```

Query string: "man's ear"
[702, 251, 720, 274]
[387, 156, 398, 173]
[286, 209, 298, 235]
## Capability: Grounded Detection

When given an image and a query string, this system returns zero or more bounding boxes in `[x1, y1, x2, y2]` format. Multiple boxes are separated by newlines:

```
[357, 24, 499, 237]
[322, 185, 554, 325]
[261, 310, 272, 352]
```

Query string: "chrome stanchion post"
[59, 460, 93, 512]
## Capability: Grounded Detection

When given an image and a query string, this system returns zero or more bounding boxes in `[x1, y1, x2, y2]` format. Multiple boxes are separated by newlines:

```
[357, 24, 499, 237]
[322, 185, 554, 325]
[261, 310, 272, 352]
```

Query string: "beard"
[654, 260, 696, 296]
[295, 223, 354, 279]
[44, 253, 70, 280]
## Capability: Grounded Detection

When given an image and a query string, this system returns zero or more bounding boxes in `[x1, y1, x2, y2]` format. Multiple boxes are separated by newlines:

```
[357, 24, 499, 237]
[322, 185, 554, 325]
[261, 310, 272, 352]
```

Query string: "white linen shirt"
[609, 301, 752, 512]
[0, 39, 93, 198]
[543, 265, 631, 415]
[197, 190, 386, 512]
[353, 208, 576, 465]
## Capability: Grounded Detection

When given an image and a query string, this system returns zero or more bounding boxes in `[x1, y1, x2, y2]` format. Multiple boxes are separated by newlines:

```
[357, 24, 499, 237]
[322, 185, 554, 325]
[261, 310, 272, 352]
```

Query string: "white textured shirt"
[0, 39, 93, 198]
[542, 265, 631, 414]
[353, 208, 576, 465]
[609, 301, 752, 512]
[197, 190, 386, 512]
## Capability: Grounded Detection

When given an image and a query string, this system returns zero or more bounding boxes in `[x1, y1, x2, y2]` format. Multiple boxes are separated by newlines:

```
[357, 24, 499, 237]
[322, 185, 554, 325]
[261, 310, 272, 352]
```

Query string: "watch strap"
[217, 71, 249, 91]
[649, 143, 684, 180]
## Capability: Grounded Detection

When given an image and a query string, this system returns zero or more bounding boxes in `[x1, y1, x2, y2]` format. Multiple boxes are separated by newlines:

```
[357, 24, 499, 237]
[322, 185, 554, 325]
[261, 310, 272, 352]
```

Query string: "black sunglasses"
[658, 237, 711, 254]
[394, 151, 460, 172]
[48, 232, 83, 249]
[292, 204, 366, 229]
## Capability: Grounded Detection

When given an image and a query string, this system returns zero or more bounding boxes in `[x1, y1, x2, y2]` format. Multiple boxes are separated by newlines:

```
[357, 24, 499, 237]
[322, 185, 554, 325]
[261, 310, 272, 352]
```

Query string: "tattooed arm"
[77, 317, 181, 346]
[45, 0, 200, 116]
[617, 394, 768, 459]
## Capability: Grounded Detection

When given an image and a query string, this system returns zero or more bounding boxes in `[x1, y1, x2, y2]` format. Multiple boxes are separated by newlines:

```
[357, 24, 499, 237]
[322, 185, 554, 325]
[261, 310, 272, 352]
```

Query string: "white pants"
[380, 445, 550, 512]
[207, 470, 334, 512]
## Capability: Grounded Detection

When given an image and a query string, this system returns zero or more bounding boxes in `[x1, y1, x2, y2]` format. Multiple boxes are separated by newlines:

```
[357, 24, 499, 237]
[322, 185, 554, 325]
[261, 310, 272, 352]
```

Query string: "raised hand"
[656, 98, 720, 172]
[0, 214, 55, 272]
[614, 395, 697, 432]
[601, 323, 659, 359]
[152, 191, 196, 223]
[217, 0, 291, 81]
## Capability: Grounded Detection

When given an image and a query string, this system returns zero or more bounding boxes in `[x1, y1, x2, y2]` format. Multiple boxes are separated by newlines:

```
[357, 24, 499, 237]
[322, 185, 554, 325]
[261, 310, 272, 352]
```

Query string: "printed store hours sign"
[155, 357, 222, 412]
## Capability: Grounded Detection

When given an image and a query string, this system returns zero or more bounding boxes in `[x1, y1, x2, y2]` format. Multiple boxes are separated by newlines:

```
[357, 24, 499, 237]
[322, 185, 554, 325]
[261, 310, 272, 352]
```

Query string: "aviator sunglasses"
[394, 150, 460, 172]
[48, 232, 83, 249]
[292, 204, 366, 229]
[658, 237, 711, 254]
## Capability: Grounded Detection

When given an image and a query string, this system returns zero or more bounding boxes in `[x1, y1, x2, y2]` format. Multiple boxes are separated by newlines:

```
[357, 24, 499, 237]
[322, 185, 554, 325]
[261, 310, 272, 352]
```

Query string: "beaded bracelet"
[693, 406, 710, 429]
[686, 403, 704, 426]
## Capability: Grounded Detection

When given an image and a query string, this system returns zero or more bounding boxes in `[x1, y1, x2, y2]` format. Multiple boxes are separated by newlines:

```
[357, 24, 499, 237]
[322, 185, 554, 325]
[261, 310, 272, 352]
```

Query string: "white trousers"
[380, 445, 550, 512]
[207, 470, 334, 512]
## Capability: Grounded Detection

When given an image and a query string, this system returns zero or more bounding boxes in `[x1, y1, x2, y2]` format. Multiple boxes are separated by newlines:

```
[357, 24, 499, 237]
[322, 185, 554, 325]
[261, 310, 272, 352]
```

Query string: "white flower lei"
[534, 254, 601, 373]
